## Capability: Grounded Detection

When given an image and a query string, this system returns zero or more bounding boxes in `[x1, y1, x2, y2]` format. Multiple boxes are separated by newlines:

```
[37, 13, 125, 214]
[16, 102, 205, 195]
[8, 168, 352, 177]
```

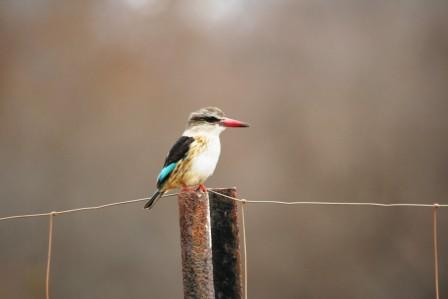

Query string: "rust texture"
[209, 188, 243, 299]
[178, 191, 215, 299]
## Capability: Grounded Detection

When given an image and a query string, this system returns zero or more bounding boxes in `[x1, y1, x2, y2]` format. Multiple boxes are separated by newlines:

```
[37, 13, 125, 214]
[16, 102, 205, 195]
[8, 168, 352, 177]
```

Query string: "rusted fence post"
[178, 188, 243, 299]
[209, 188, 243, 299]
[178, 191, 215, 299]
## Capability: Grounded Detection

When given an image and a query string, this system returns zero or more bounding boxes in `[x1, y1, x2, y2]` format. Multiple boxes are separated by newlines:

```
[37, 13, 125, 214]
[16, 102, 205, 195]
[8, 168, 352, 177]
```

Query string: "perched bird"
[144, 107, 249, 209]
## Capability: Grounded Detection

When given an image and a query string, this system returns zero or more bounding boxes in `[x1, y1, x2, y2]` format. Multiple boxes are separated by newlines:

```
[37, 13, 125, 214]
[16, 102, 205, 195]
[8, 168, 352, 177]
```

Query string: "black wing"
[163, 136, 195, 167]
[156, 136, 194, 188]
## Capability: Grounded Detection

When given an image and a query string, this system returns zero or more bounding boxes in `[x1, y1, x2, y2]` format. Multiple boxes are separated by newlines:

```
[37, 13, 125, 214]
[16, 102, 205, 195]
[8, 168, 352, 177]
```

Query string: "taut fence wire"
[0, 189, 446, 299]
[45, 213, 54, 299]
[433, 205, 440, 299]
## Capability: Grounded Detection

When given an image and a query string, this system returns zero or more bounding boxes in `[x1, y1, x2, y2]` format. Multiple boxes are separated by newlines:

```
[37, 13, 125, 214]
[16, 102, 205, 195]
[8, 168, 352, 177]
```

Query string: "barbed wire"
[1, 191, 446, 223]
[208, 190, 444, 299]
[0, 192, 177, 299]
[1, 198, 446, 223]
[207, 191, 448, 208]
[0, 189, 445, 299]
[0, 193, 180, 222]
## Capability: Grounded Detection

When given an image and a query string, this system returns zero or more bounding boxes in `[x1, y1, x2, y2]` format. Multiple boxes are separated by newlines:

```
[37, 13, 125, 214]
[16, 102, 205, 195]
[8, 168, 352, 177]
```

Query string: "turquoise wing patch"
[157, 162, 176, 185]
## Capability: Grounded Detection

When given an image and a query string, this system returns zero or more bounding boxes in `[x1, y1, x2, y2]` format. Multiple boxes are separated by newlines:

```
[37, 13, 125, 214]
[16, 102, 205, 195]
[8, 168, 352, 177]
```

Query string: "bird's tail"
[144, 190, 164, 210]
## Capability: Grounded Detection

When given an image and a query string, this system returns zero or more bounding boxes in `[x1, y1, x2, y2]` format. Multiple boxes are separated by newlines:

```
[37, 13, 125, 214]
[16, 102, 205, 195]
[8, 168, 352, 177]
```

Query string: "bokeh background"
[1, 1, 447, 298]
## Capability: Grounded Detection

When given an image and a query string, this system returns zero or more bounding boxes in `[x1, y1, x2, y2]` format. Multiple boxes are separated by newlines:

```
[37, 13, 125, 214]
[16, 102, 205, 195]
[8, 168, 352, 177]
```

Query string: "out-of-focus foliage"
[1, 1, 447, 298]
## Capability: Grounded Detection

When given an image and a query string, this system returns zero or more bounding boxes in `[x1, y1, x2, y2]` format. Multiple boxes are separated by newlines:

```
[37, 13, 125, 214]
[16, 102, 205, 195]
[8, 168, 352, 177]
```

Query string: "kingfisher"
[144, 107, 249, 209]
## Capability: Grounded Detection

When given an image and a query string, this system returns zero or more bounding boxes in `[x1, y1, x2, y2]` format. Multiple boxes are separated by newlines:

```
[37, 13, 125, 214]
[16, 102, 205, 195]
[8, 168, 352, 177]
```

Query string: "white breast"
[187, 136, 221, 185]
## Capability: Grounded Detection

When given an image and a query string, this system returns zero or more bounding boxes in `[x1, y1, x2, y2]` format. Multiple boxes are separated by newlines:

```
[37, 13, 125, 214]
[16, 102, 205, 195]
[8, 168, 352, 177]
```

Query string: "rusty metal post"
[209, 188, 243, 299]
[178, 191, 215, 299]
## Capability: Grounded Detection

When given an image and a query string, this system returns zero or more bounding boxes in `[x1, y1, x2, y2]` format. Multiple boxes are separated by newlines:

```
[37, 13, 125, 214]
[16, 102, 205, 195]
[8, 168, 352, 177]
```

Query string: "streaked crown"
[188, 107, 225, 127]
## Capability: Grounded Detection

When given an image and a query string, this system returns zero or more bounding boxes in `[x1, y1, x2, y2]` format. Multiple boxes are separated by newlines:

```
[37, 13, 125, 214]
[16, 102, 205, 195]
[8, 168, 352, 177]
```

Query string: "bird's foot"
[196, 184, 207, 193]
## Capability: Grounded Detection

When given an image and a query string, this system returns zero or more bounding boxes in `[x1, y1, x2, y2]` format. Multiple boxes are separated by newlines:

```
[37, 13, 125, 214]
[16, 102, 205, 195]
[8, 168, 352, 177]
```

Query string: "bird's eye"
[202, 116, 220, 123]
[191, 115, 220, 123]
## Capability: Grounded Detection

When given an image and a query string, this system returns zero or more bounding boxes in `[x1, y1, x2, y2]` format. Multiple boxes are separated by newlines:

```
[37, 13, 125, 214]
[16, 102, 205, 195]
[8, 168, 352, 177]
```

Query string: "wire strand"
[0, 189, 446, 299]
[433, 205, 440, 299]
[207, 191, 448, 208]
[1, 192, 447, 222]
[0, 193, 179, 222]
[207, 190, 446, 299]
[241, 202, 248, 299]
[46, 213, 54, 299]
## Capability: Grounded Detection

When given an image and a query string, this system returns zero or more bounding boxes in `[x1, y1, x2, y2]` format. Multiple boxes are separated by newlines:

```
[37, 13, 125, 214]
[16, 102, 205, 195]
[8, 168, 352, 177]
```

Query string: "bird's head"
[186, 107, 249, 135]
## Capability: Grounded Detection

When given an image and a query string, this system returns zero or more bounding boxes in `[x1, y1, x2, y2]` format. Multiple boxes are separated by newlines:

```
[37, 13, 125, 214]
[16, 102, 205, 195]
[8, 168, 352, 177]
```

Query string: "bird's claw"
[197, 184, 207, 193]
[180, 184, 207, 193]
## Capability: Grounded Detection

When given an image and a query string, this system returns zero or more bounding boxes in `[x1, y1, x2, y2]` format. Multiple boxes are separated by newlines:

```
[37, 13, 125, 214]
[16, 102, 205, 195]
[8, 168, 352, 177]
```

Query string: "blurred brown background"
[1, 1, 447, 298]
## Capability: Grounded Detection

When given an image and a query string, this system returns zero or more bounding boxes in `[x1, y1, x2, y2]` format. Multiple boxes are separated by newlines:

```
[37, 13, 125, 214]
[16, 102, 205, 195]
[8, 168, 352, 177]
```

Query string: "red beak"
[220, 117, 250, 128]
